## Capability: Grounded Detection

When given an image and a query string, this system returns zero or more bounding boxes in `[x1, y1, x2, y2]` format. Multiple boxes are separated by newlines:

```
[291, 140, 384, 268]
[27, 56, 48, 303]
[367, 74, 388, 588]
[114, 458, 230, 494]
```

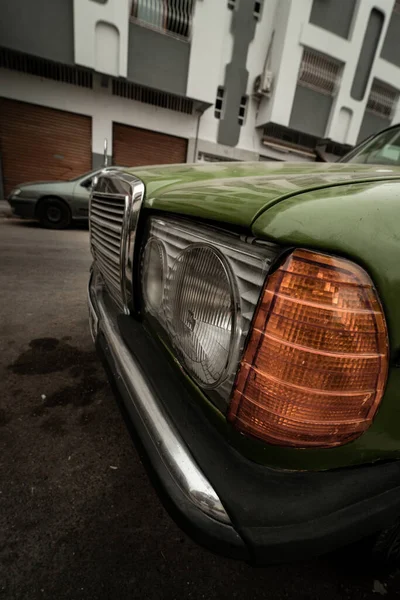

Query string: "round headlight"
[165, 244, 238, 388]
[142, 237, 166, 314]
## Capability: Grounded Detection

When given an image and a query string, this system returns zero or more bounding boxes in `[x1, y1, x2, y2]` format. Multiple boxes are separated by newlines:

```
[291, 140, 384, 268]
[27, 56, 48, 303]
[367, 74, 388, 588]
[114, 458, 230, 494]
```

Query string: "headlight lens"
[11, 188, 21, 196]
[142, 237, 166, 314]
[165, 244, 237, 388]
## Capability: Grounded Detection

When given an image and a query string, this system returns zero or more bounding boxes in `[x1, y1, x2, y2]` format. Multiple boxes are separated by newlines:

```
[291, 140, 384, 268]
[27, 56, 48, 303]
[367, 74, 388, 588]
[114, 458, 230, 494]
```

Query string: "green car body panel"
[129, 161, 400, 228]
[251, 179, 400, 470]
[125, 161, 400, 471]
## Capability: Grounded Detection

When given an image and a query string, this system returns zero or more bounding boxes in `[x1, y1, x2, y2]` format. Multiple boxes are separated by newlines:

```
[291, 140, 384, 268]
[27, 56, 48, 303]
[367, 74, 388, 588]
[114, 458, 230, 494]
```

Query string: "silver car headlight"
[165, 243, 238, 388]
[142, 237, 167, 314]
[141, 217, 279, 409]
[10, 188, 21, 196]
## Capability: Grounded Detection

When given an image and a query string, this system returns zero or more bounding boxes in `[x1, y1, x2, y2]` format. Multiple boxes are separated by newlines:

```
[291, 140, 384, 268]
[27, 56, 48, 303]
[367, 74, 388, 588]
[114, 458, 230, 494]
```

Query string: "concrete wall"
[217, 0, 258, 147]
[73, 0, 131, 77]
[236, 0, 278, 157]
[187, 0, 234, 154]
[256, 0, 312, 129]
[0, 0, 74, 64]
[127, 23, 189, 95]
[186, 0, 234, 105]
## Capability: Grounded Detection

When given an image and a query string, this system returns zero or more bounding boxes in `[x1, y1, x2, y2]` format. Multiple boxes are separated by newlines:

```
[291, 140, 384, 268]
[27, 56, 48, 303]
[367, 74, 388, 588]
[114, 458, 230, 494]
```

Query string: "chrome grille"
[90, 192, 125, 307]
[90, 170, 145, 313]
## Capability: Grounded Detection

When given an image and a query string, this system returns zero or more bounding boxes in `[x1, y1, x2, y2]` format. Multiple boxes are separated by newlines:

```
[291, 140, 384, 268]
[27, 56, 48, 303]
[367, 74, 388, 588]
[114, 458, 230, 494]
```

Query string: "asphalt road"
[1, 216, 400, 600]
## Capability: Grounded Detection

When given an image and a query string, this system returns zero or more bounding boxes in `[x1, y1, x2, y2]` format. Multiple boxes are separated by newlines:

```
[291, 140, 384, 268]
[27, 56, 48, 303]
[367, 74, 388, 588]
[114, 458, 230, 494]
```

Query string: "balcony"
[131, 0, 194, 41]
[127, 0, 194, 96]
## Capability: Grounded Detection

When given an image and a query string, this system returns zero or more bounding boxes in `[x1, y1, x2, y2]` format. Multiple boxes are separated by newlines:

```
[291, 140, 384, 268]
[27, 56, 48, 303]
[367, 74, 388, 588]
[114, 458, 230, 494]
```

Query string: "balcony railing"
[131, 0, 195, 41]
[298, 48, 342, 96]
[367, 80, 398, 118]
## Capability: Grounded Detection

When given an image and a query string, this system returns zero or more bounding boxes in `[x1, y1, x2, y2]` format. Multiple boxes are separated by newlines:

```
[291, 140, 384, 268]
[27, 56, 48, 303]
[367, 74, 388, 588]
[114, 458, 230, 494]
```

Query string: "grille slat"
[91, 206, 125, 225]
[92, 238, 120, 266]
[95, 254, 121, 288]
[91, 220, 121, 243]
[91, 231, 121, 259]
[91, 225, 120, 251]
[92, 197, 126, 213]
[91, 213, 122, 234]
[90, 193, 125, 304]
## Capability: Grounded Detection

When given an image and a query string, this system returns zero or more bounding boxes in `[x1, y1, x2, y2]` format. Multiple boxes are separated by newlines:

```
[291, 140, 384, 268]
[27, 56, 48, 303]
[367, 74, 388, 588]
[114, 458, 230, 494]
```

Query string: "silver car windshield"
[341, 127, 400, 166]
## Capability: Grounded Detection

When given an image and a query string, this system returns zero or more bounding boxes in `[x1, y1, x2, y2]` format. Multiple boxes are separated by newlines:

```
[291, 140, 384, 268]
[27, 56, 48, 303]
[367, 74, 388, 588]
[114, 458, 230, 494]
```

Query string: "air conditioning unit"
[253, 70, 273, 97]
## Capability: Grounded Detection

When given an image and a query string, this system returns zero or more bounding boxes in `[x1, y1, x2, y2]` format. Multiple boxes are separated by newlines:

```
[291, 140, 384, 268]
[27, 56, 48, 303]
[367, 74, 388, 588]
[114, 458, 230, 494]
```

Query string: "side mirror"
[81, 178, 93, 189]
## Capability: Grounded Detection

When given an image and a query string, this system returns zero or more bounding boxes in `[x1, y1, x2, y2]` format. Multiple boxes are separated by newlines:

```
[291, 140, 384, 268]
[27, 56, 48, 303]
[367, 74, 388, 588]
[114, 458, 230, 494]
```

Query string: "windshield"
[341, 127, 400, 166]
[69, 169, 99, 182]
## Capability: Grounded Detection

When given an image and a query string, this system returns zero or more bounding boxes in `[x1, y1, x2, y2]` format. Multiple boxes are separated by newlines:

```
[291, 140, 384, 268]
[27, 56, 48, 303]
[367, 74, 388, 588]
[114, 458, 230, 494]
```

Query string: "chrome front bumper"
[88, 267, 231, 526]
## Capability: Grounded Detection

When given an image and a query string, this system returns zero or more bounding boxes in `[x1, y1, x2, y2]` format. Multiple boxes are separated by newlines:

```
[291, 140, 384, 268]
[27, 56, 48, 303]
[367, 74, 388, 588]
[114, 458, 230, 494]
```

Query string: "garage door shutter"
[0, 98, 91, 196]
[113, 123, 187, 168]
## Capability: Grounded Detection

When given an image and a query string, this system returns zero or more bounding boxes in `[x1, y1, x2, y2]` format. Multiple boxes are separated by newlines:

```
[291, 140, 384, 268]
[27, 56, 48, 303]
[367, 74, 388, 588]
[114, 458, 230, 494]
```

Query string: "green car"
[88, 156, 400, 567]
[7, 168, 104, 229]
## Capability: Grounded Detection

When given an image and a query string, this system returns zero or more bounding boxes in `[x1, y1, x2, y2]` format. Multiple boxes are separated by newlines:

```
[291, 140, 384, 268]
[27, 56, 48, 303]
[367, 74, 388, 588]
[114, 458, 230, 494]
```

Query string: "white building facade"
[1, 0, 400, 195]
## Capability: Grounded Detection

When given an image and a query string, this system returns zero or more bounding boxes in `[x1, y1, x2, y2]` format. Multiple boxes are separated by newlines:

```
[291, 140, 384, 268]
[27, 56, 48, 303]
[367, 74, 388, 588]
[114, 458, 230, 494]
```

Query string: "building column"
[91, 78, 113, 168]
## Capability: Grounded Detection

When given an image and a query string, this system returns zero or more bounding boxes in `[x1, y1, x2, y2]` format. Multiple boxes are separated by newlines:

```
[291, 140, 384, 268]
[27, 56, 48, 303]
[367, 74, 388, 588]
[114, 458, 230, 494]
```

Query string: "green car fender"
[249, 179, 400, 471]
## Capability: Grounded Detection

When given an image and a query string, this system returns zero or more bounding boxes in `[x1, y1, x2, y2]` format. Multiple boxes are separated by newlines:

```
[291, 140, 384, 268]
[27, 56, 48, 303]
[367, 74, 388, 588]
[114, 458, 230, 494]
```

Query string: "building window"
[214, 86, 225, 119]
[131, 0, 195, 40]
[381, 0, 400, 68]
[238, 95, 248, 125]
[298, 48, 342, 96]
[254, 0, 263, 20]
[366, 80, 398, 119]
[309, 0, 357, 40]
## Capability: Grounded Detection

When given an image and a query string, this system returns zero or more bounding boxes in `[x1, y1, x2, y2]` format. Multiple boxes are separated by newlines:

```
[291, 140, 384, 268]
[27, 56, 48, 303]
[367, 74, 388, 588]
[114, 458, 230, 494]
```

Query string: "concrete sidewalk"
[0, 200, 12, 218]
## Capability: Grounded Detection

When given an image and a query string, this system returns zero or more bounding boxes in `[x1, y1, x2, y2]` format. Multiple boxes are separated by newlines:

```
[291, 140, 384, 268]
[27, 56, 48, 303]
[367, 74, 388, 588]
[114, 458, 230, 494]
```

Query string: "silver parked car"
[7, 168, 109, 229]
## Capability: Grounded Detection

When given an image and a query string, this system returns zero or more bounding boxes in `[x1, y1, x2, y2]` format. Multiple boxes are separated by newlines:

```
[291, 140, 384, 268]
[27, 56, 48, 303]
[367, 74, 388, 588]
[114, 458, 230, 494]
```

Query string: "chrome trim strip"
[90, 272, 231, 525]
[87, 268, 98, 342]
[123, 179, 145, 312]
[120, 191, 131, 314]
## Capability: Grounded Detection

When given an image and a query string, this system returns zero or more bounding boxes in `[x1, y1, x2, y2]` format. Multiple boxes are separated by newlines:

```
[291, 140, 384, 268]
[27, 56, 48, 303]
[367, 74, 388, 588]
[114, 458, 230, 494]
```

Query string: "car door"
[72, 175, 96, 218]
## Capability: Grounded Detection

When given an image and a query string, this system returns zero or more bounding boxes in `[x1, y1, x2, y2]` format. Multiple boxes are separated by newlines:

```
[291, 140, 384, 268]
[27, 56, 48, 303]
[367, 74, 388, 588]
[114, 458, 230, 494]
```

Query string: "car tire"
[338, 522, 400, 576]
[38, 197, 71, 230]
[370, 518, 400, 572]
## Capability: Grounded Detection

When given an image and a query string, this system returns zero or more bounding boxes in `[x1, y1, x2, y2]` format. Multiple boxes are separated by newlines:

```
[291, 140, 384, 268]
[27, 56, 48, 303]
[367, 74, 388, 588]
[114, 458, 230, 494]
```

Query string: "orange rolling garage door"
[0, 99, 91, 197]
[112, 123, 188, 168]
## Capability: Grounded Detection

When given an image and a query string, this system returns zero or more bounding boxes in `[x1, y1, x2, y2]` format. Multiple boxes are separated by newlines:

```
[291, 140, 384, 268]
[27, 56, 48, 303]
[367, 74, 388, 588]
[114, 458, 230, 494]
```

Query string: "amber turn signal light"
[228, 249, 389, 448]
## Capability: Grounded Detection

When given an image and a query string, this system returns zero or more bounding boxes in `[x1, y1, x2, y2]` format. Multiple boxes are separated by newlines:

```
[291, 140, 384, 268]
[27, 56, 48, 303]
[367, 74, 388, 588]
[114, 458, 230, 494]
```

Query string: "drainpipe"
[192, 104, 206, 162]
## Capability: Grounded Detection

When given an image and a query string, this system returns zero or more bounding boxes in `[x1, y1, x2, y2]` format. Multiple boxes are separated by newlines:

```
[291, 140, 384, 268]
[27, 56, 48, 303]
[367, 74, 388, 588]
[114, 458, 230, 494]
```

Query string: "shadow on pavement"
[1, 218, 89, 231]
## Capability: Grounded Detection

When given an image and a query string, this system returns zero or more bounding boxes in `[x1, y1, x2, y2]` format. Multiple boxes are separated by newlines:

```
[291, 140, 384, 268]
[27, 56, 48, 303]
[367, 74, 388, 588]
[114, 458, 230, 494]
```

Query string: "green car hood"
[127, 161, 400, 228]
